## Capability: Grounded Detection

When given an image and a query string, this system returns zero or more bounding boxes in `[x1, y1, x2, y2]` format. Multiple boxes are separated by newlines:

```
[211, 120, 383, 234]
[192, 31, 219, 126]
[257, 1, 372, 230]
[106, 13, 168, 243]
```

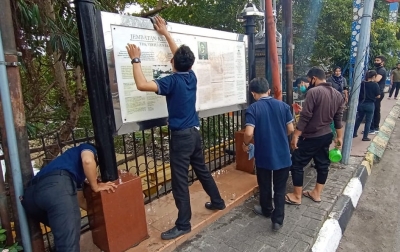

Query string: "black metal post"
[242, 15, 257, 127]
[75, 0, 118, 182]
[246, 16, 257, 95]
[282, 0, 293, 107]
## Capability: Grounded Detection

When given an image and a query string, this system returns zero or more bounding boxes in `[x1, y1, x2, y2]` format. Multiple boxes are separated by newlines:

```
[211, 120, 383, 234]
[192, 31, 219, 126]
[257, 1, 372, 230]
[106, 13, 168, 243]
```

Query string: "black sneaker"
[253, 205, 271, 218]
[161, 226, 191, 240]
[362, 137, 371, 141]
[205, 202, 226, 210]
[272, 223, 282, 231]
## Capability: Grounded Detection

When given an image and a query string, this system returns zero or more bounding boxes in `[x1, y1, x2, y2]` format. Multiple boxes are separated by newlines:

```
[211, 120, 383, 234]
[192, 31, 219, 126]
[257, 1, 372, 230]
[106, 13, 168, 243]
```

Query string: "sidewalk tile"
[291, 241, 311, 252]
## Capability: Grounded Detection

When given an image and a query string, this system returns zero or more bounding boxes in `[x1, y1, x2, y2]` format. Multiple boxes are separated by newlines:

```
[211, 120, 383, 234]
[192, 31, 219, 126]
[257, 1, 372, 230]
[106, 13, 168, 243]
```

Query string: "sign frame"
[101, 12, 248, 134]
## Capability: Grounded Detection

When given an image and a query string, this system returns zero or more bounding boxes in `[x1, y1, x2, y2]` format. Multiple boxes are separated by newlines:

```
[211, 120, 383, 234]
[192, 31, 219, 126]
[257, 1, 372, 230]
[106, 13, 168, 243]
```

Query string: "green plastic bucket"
[329, 148, 342, 163]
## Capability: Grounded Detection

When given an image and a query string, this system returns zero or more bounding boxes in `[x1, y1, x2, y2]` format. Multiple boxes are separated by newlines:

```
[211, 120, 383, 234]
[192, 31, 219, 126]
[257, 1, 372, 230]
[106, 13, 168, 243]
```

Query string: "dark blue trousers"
[22, 170, 81, 252]
[354, 102, 375, 139]
[257, 167, 290, 225]
[170, 127, 224, 230]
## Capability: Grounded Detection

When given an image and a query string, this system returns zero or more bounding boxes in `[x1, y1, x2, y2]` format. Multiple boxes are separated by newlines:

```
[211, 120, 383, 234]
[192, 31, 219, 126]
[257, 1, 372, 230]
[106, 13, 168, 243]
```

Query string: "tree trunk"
[39, 0, 88, 158]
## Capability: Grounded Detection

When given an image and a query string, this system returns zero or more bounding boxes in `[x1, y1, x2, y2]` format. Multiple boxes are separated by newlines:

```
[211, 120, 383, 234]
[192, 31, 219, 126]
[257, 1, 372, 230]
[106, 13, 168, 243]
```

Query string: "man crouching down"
[21, 143, 117, 252]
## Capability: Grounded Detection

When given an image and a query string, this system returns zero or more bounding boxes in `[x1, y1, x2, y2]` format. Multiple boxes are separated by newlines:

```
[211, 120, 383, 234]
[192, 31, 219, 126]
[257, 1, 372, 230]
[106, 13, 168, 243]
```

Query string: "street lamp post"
[237, 2, 264, 127]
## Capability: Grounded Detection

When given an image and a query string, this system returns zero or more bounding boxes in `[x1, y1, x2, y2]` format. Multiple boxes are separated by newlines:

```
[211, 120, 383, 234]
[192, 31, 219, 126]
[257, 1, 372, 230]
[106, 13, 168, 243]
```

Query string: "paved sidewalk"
[174, 99, 397, 252]
[175, 157, 361, 252]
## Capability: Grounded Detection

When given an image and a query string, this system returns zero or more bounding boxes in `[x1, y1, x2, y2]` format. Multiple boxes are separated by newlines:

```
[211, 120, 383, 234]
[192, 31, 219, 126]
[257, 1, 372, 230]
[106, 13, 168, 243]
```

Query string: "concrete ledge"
[362, 152, 374, 175]
[312, 101, 400, 252]
[353, 165, 368, 188]
[368, 102, 400, 159]
[329, 195, 355, 233]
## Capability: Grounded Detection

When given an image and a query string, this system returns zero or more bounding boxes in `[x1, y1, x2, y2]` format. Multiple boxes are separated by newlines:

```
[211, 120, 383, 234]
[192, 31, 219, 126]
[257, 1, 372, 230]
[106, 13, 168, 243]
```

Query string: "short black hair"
[294, 76, 308, 87]
[307, 67, 326, 80]
[333, 66, 341, 72]
[300, 76, 308, 83]
[173, 45, 195, 72]
[365, 70, 377, 80]
[249, 77, 269, 94]
[375, 55, 386, 62]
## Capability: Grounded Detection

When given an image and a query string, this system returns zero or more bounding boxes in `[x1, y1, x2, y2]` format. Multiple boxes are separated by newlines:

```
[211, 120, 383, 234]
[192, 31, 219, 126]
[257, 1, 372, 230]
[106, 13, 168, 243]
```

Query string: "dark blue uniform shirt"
[36, 143, 97, 186]
[245, 97, 293, 170]
[155, 70, 200, 131]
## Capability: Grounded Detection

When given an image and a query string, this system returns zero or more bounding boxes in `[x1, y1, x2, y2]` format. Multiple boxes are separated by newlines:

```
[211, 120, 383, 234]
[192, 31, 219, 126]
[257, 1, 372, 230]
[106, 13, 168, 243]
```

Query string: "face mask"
[309, 79, 315, 89]
[300, 85, 307, 93]
[374, 62, 382, 67]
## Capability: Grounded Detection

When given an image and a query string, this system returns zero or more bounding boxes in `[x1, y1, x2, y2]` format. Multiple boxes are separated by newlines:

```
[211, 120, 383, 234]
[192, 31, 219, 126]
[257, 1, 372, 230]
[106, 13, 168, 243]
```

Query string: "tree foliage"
[159, 0, 247, 33]
[311, 0, 353, 70]
[276, 0, 399, 77]
[10, 0, 400, 143]
[370, 18, 400, 68]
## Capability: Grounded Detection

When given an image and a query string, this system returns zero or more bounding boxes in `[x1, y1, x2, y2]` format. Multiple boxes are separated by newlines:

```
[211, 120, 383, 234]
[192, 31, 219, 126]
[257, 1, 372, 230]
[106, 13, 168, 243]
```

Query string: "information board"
[102, 12, 247, 134]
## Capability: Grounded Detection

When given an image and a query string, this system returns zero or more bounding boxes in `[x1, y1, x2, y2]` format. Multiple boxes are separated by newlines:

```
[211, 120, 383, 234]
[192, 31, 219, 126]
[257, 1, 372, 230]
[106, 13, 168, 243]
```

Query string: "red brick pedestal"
[84, 172, 149, 252]
[234, 130, 255, 174]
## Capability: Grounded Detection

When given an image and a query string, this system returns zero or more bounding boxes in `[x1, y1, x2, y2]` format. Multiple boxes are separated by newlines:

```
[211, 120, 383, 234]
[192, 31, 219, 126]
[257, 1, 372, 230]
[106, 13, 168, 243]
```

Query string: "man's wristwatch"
[131, 58, 141, 64]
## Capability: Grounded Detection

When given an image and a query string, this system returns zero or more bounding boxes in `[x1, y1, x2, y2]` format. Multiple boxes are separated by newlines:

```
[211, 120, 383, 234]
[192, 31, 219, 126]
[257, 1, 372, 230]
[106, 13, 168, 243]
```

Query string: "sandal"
[303, 191, 321, 203]
[285, 194, 301, 205]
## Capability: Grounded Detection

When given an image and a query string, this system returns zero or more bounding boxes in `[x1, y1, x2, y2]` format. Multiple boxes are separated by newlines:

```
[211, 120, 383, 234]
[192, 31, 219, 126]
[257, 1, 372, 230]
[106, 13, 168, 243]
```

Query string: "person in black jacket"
[353, 70, 381, 141]
[370, 55, 387, 133]
[327, 66, 348, 103]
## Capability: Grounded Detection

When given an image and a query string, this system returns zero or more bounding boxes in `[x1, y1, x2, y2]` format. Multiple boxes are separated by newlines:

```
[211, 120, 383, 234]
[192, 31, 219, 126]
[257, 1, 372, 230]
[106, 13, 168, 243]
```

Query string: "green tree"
[159, 0, 247, 33]
[311, 0, 353, 70]
[370, 18, 400, 68]
[275, 0, 399, 77]
[12, 0, 165, 155]
[13, 0, 400, 145]
[14, 0, 246, 140]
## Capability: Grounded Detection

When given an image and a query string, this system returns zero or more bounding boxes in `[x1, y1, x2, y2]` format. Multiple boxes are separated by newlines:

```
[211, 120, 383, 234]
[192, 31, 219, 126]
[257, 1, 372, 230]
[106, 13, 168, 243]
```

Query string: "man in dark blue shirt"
[21, 143, 117, 252]
[126, 16, 225, 240]
[242, 77, 294, 231]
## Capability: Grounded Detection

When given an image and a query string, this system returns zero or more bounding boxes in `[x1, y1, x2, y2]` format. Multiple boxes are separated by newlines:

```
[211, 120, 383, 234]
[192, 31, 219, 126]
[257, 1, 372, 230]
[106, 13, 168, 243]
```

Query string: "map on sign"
[102, 12, 247, 134]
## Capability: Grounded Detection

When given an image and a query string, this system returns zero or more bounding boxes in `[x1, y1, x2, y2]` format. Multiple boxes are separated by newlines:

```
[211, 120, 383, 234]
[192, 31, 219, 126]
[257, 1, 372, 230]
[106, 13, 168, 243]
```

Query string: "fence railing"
[0, 110, 244, 251]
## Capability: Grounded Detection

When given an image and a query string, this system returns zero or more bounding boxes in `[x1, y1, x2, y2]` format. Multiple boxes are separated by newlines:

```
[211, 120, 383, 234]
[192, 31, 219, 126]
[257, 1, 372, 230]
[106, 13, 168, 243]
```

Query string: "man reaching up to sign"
[126, 16, 225, 240]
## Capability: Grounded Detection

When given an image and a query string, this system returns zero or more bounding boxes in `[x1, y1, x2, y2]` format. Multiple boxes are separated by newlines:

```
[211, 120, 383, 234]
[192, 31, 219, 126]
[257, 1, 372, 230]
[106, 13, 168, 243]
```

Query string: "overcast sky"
[124, 4, 143, 14]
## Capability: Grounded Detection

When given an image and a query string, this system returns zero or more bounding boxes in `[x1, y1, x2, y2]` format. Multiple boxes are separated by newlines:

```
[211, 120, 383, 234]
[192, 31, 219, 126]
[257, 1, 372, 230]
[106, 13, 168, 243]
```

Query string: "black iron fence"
[0, 110, 243, 251]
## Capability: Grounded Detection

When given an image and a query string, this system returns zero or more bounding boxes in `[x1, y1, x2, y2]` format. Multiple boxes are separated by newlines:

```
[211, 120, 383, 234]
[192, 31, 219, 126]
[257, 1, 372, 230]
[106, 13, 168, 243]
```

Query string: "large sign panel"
[102, 12, 247, 134]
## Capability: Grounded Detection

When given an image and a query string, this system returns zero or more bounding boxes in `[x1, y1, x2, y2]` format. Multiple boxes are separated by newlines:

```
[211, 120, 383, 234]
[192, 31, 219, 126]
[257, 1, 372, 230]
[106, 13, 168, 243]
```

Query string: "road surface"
[337, 121, 400, 252]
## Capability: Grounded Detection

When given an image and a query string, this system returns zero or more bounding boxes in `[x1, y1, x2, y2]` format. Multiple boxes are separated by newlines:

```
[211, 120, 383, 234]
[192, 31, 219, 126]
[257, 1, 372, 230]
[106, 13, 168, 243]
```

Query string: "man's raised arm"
[154, 16, 178, 55]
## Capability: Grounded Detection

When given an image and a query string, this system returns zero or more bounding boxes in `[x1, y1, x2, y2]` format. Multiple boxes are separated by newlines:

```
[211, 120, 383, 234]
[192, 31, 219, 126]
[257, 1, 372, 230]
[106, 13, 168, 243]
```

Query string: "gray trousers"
[22, 170, 81, 252]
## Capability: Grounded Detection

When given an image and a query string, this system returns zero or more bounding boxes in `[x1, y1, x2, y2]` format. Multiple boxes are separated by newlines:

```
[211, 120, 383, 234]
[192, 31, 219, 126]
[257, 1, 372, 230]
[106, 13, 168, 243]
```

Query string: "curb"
[311, 101, 400, 252]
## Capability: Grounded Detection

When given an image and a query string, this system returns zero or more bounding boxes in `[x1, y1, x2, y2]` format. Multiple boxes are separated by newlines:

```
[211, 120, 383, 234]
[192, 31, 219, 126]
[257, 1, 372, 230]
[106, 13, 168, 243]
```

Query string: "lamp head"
[236, 1, 264, 22]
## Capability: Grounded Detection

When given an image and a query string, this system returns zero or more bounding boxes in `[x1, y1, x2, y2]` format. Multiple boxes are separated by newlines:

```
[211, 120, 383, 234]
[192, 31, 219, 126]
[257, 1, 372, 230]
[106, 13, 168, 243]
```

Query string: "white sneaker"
[361, 130, 375, 135]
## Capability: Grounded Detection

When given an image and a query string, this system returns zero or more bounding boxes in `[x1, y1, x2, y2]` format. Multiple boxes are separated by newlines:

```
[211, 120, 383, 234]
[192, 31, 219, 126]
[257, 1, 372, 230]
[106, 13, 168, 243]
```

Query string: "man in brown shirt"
[389, 63, 400, 100]
[285, 67, 345, 205]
